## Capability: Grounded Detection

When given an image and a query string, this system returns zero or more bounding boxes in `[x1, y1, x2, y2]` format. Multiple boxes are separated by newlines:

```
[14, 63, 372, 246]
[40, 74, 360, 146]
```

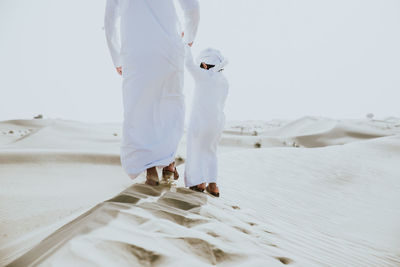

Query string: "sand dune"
[221, 116, 400, 148]
[218, 135, 400, 266]
[0, 119, 133, 266]
[1, 117, 400, 266]
[265, 116, 397, 147]
[7, 185, 291, 266]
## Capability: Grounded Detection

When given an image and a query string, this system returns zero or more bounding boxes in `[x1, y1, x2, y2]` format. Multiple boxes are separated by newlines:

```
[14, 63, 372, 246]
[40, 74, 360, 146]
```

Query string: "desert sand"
[1, 117, 400, 266]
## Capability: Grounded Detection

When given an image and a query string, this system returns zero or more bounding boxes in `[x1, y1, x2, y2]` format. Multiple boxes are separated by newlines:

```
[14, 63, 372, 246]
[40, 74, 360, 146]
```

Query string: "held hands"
[181, 32, 193, 47]
[116, 66, 122, 76]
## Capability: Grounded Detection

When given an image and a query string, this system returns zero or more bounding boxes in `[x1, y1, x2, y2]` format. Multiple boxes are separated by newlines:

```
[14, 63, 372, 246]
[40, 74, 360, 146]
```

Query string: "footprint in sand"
[107, 194, 141, 205]
[157, 191, 207, 211]
[264, 230, 275, 235]
[173, 237, 240, 265]
[275, 257, 294, 265]
[139, 201, 210, 227]
[106, 184, 210, 228]
[106, 184, 170, 205]
[233, 226, 252, 235]
[96, 241, 163, 266]
[126, 183, 165, 197]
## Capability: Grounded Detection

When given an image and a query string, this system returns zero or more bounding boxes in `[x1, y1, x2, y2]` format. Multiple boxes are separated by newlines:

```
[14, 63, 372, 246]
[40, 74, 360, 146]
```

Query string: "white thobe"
[105, 0, 200, 178]
[184, 47, 229, 187]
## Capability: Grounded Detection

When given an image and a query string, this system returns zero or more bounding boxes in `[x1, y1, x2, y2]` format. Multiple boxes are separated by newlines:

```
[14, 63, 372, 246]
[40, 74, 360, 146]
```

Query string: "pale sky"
[0, 0, 399, 123]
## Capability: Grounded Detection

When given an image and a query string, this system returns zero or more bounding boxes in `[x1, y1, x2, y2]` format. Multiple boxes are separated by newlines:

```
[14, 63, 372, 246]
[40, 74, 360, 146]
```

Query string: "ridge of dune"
[0, 149, 121, 165]
[7, 185, 293, 267]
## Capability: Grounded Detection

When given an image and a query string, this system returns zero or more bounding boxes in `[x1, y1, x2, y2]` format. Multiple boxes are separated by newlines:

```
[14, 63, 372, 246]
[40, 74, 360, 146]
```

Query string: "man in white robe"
[104, 0, 200, 185]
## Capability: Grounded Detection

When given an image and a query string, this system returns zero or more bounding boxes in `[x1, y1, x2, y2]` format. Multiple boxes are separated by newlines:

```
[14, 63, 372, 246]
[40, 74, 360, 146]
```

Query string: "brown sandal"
[206, 184, 220, 197]
[162, 167, 179, 181]
[189, 183, 206, 192]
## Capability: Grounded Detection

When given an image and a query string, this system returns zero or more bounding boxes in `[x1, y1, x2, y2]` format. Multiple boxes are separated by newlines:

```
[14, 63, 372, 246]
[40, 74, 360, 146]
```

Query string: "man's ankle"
[164, 162, 175, 171]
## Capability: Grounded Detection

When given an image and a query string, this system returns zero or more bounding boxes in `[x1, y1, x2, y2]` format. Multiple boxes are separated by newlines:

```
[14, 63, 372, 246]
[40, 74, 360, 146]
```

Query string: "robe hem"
[126, 156, 176, 179]
[184, 176, 217, 187]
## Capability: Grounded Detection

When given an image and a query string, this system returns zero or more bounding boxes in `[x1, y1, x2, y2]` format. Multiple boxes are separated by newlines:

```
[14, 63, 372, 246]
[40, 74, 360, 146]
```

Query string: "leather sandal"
[206, 184, 220, 197]
[162, 167, 179, 181]
[189, 183, 206, 192]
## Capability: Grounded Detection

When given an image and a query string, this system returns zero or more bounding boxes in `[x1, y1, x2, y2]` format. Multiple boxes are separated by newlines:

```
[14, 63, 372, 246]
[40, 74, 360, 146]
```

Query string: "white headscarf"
[197, 48, 228, 72]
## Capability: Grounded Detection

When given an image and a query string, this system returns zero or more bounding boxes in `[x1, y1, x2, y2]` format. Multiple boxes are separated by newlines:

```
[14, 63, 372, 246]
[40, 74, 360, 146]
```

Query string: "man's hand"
[116, 66, 122, 76]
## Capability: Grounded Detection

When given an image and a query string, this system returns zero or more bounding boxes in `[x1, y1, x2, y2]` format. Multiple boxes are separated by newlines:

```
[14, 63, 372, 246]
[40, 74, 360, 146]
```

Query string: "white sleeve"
[177, 0, 200, 44]
[104, 0, 122, 68]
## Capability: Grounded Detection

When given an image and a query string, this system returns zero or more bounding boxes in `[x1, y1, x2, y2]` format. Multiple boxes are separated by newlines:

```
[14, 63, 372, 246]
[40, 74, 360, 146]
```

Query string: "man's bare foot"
[146, 167, 159, 186]
[206, 183, 220, 197]
[189, 183, 206, 192]
[162, 162, 179, 181]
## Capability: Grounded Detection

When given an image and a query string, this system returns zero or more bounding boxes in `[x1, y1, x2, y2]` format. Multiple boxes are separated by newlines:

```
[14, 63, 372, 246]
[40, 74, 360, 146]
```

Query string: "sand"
[1, 117, 400, 266]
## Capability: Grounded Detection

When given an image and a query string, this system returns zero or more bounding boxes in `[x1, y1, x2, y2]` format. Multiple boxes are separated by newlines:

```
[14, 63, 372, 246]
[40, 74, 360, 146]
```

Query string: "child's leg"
[185, 140, 206, 187]
[205, 152, 218, 184]
[205, 131, 222, 197]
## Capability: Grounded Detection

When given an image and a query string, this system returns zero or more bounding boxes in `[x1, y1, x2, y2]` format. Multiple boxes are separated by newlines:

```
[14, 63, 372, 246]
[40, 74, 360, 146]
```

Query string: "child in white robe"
[184, 45, 229, 197]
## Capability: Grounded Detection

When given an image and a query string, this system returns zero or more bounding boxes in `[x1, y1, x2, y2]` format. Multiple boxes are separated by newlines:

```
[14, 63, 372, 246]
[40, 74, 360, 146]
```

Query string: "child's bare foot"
[206, 183, 220, 197]
[162, 162, 179, 181]
[189, 183, 206, 192]
[145, 167, 159, 186]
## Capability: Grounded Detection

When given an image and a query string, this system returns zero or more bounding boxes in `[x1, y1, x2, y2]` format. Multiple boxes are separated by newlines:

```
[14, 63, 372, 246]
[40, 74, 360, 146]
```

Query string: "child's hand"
[116, 67, 122, 76]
